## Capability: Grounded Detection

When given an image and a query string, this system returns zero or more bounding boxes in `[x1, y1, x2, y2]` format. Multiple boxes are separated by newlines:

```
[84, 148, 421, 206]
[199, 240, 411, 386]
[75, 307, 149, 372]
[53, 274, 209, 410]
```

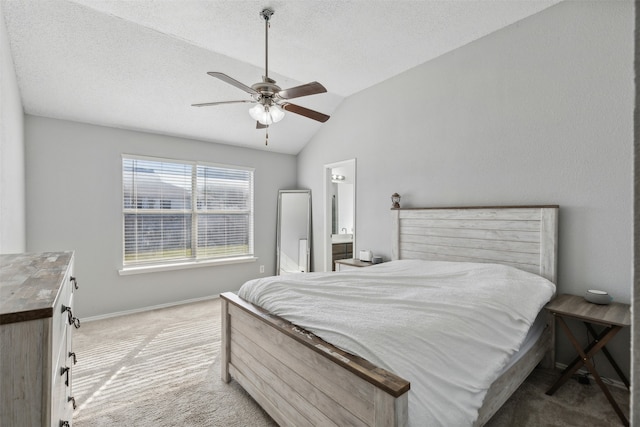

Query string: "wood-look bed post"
[221, 296, 231, 383]
[540, 207, 558, 369]
[391, 209, 400, 261]
[539, 207, 558, 284]
[374, 389, 408, 427]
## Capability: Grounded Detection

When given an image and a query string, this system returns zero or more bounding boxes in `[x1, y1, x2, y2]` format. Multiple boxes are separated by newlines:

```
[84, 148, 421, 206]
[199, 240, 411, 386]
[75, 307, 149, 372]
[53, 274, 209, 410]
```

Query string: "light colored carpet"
[72, 298, 629, 426]
[73, 298, 276, 427]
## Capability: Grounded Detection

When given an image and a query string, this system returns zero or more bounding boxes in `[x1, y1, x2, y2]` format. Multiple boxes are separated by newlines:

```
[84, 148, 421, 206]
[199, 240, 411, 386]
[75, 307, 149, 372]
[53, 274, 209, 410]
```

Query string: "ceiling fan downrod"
[260, 8, 274, 82]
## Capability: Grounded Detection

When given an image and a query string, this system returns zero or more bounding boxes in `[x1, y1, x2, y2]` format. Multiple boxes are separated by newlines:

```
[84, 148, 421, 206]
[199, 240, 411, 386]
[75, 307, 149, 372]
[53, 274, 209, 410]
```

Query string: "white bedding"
[238, 259, 555, 426]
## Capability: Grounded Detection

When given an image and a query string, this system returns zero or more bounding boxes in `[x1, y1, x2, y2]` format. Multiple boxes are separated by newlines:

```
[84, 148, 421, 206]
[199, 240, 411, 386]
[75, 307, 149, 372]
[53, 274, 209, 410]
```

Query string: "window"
[122, 155, 254, 268]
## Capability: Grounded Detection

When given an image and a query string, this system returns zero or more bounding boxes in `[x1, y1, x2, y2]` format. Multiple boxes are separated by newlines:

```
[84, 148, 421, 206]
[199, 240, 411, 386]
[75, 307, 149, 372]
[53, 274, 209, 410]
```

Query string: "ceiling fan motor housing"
[260, 8, 274, 21]
[252, 81, 280, 98]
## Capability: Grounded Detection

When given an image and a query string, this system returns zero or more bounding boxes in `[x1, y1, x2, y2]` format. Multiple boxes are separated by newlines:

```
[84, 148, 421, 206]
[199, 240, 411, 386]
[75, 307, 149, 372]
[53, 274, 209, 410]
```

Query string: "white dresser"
[0, 252, 79, 427]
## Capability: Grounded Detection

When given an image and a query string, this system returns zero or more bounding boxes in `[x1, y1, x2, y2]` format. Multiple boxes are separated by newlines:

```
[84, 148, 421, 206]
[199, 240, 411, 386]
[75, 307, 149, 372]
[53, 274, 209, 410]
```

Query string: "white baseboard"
[555, 362, 628, 390]
[81, 294, 220, 323]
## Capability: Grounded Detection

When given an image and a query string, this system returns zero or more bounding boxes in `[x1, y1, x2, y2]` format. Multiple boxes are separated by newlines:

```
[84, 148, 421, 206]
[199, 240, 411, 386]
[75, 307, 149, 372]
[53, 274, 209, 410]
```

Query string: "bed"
[220, 205, 558, 426]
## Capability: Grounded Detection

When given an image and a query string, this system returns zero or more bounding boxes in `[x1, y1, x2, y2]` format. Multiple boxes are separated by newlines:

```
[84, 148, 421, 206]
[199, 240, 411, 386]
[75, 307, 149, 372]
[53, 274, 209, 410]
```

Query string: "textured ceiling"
[2, 0, 561, 154]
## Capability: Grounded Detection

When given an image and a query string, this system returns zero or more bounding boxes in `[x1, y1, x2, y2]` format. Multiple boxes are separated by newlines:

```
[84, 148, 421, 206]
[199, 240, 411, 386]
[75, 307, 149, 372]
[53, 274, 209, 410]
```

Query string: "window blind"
[196, 165, 254, 258]
[122, 156, 254, 266]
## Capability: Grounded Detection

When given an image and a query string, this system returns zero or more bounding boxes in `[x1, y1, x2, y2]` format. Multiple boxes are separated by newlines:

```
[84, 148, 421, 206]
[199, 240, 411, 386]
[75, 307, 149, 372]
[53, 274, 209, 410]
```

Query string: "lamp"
[249, 103, 285, 125]
[391, 193, 401, 209]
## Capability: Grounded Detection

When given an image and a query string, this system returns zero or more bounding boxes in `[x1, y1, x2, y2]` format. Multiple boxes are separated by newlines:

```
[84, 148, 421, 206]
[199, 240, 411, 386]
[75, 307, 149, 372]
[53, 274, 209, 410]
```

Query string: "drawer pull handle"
[68, 396, 77, 410]
[62, 306, 81, 329]
[70, 276, 79, 290]
[69, 351, 77, 365]
[60, 366, 69, 386]
[60, 421, 70, 427]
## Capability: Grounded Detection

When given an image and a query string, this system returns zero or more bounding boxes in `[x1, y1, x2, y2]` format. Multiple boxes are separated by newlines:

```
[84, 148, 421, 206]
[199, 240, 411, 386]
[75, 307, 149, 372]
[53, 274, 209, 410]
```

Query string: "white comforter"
[238, 259, 555, 426]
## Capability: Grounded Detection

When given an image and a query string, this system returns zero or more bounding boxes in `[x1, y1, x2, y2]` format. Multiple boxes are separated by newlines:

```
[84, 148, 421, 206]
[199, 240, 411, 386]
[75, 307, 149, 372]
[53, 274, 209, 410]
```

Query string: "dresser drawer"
[52, 326, 69, 426]
[51, 272, 73, 373]
[64, 293, 76, 420]
[50, 258, 77, 427]
[52, 296, 76, 425]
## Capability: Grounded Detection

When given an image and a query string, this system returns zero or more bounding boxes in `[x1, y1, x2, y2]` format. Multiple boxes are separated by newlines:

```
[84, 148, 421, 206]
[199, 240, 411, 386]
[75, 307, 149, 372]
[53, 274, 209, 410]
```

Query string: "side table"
[545, 294, 630, 426]
[334, 258, 374, 272]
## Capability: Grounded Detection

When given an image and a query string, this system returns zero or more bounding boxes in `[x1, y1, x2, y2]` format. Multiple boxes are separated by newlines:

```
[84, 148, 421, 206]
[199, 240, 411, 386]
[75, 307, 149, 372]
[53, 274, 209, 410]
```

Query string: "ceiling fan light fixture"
[249, 104, 285, 125]
[270, 105, 285, 123]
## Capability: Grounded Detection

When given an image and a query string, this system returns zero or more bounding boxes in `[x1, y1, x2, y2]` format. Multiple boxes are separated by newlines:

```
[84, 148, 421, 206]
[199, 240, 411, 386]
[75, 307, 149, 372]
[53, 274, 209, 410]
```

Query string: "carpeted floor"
[72, 298, 629, 426]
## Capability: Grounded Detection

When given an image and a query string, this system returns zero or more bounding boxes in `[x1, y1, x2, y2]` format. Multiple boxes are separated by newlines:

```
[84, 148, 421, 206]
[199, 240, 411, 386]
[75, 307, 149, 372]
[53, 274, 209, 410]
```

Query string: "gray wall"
[298, 1, 633, 378]
[25, 115, 297, 318]
[0, 1, 25, 253]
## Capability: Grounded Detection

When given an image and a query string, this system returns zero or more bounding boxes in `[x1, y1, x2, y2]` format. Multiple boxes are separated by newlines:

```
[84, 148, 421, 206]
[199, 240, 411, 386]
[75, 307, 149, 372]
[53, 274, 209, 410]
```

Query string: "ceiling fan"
[192, 8, 330, 131]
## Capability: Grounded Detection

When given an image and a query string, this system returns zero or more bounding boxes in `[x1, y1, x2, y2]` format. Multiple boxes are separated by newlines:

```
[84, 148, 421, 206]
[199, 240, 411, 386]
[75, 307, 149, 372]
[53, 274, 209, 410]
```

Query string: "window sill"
[118, 256, 258, 276]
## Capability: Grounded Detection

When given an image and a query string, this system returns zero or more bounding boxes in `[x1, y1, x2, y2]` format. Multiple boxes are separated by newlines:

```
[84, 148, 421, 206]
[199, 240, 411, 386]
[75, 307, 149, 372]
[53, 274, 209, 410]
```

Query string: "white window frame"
[120, 154, 256, 275]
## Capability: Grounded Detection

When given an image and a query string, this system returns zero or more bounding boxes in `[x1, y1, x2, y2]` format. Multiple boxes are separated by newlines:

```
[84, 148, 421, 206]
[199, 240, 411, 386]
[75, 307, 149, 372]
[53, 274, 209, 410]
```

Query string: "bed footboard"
[221, 292, 410, 427]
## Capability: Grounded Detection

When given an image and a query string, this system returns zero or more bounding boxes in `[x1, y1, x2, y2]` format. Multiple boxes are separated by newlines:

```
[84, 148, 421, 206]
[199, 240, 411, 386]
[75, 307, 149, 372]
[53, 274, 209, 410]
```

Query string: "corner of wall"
[0, 2, 27, 253]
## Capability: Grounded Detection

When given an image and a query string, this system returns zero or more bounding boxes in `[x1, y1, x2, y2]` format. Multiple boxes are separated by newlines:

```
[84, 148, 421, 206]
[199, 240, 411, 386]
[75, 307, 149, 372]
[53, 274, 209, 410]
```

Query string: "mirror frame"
[276, 189, 311, 275]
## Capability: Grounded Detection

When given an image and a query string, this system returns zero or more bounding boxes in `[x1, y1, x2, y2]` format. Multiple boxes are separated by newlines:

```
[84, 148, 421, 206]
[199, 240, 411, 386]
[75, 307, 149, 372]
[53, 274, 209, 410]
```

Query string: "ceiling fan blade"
[277, 82, 327, 100]
[192, 100, 255, 107]
[207, 72, 258, 95]
[256, 122, 268, 129]
[280, 102, 330, 123]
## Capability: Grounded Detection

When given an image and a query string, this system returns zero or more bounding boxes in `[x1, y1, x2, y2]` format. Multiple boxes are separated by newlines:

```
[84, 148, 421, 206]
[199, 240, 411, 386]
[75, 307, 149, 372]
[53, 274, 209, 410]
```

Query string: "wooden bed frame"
[221, 205, 558, 427]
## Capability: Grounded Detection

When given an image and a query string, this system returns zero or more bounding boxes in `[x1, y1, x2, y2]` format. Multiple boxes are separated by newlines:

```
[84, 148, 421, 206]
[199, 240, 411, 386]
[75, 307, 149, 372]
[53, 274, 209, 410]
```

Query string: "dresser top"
[0, 251, 74, 324]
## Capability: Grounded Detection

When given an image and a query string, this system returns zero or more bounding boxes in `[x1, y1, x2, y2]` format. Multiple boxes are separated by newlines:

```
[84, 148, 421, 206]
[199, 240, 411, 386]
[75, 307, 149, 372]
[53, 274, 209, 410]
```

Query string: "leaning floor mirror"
[276, 190, 311, 275]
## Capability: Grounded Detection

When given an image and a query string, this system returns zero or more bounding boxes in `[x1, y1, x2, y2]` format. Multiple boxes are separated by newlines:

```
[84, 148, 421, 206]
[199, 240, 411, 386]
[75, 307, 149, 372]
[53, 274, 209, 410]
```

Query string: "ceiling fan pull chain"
[265, 127, 269, 146]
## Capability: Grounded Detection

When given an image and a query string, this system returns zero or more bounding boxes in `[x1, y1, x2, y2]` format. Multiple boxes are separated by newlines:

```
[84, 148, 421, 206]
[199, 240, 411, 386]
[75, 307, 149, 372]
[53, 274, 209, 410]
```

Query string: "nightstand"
[545, 294, 630, 426]
[334, 258, 374, 272]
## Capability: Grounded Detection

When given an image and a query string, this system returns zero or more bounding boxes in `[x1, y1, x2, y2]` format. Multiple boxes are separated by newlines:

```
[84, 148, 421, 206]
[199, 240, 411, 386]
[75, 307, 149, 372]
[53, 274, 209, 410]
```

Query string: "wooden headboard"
[391, 205, 558, 283]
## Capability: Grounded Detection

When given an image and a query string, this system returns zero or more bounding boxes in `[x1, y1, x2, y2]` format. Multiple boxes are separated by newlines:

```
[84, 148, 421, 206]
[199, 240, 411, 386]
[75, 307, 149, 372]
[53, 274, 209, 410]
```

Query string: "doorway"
[323, 159, 356, 272]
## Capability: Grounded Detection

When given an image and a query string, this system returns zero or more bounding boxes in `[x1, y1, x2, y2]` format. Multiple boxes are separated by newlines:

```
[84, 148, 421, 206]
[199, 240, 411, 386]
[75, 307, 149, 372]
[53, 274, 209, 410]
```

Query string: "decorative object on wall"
[191, 8, 330, 143]
[391, 193, 401, 208]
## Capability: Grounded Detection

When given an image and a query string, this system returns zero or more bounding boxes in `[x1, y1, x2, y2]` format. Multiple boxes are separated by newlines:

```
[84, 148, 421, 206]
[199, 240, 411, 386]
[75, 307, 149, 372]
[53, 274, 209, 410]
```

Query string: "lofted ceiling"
[2, 0, 561, 154]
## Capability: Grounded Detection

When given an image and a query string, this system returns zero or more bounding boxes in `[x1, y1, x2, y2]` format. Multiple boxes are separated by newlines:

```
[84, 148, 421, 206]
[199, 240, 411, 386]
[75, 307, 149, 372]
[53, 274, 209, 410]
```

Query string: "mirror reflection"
[329, 162, 355, 270]
[276, 190, 311, 275]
